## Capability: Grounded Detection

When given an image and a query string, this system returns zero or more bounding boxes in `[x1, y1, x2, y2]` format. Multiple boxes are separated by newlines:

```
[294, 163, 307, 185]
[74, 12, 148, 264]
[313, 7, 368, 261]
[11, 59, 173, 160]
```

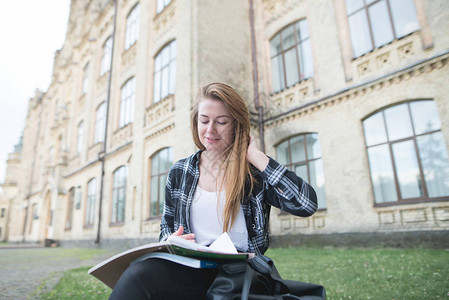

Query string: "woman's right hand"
[171, 225, 196, 242]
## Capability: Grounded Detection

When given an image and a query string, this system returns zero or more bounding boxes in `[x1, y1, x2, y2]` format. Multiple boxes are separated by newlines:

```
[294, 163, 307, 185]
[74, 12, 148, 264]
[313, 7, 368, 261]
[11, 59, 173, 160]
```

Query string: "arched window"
[275, 133, 326, 209]
[112, 166, 127, 223]
[270, 19, 313, 93]
[125, 3, 140, 50]
[85, 178, 97, 226]
[345, 0, 419, 57]
[153, 40, 176, 103]
[100, 36, 113, 75]
[363, 100, 449, 204]
[95, 102, 106, 143]
[65, 187, 75, 230]
[120, 77, 135, 128]
[149, 148, 173, 217]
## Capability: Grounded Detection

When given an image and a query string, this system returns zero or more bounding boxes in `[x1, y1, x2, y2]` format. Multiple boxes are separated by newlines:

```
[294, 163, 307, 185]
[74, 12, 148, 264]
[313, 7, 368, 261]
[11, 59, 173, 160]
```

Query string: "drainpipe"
[96, 0, 117, 244]
[248, 0, 265, 152]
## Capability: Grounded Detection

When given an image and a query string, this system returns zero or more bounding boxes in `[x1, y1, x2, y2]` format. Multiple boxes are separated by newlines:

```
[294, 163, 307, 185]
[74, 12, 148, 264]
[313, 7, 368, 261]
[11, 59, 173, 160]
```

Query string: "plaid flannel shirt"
[159, 151, 317, 254]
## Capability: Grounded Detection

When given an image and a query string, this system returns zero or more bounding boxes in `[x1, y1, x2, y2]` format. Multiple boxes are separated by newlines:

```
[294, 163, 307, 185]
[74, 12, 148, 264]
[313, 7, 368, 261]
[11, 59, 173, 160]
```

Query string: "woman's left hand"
[247, 136, 269, 171]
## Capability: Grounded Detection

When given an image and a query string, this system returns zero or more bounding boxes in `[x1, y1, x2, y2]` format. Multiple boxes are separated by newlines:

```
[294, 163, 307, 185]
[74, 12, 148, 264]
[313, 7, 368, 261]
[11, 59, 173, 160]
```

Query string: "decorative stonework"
[68, 155, 81, 171]
[262, 0, 305, 25]
[400, 208, 427, 224]
[145, 123, 175, 141]
[145, 95, 175, 128]
[121, 43, 137, 68]
[379, 211, 395, 225]
[154, 1, 176, 41]
[433, 207, 449, 224]
[357, 61, 371, 77]
[313, 216, 325, 229]
[265, 52, 449, 129]
[112, 123, 133, 149]
[398, 42, 414, 60]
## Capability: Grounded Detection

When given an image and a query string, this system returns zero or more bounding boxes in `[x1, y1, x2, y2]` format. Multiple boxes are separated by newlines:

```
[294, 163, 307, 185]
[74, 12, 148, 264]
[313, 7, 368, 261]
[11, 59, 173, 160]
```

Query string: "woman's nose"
[207, 122, 216, 133]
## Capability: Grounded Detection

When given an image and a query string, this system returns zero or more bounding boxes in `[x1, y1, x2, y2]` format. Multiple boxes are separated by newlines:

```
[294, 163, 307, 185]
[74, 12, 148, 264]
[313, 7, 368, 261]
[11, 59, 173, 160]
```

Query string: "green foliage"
[38, 247, 449, 299]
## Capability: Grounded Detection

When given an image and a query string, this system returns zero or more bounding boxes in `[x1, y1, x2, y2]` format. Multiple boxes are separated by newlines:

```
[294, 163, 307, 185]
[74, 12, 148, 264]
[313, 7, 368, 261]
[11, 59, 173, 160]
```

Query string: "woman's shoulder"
[169, 151, 201, 173]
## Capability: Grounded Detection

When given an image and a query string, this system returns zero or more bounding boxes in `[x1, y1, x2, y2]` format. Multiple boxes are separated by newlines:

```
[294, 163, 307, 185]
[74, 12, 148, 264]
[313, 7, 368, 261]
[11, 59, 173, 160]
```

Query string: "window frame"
[100, 36, 113, 76]
[156, 0, 172, 14]
[275, 133, 326, 210]
[345, 0, 419, 58]
[111, 166, 127, 224]
[148, 148, 173, 218]
[363, 100, 449, 206]
[119, 77, 135, 128]
[125, 3, 140, 50]
[95, 102, 106, 144]
[85, 178, 97, 227]
[153, 40, 176, 103]
[77, 121, 84, 155]
[65, 187, 75, 230]
[269, 19, 313, 93]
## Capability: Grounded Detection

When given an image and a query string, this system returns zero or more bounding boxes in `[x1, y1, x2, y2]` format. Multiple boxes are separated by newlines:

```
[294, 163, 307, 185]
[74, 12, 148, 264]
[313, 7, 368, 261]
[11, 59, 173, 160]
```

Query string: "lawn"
[37, 247, 449, 299]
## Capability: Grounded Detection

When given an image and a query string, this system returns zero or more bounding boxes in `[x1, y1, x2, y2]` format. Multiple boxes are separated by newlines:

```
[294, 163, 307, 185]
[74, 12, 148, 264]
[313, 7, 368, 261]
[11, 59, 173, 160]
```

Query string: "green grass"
[38, 247, 449, 300]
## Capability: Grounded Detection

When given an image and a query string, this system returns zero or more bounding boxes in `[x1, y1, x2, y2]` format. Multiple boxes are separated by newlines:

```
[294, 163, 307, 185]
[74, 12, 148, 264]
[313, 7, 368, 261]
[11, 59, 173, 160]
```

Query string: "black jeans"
[109, 259, 219, 300]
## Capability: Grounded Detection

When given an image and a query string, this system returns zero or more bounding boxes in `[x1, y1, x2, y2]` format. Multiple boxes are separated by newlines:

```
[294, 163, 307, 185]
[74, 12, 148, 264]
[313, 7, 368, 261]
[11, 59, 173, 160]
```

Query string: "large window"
[95, 102, 106, 143]
[156, 0, 171, 14]
[153, 40, 176, 103]
[77, 121, 84, 154]
[65, 187, 75, 230]
[149, 148, 173, 217]
[270, 19, 313, 93]
[100, 36, 113, 76]
[125, 4, 140, 50]
[112, 166, 127, 223]
[85, 178, 97, 226]
[82, 62, 89, 94]
[120, 78, 135, 128]
[363, 100, 449, 204]
[276, 133, 326, 209]
[345, 0, 419, 57]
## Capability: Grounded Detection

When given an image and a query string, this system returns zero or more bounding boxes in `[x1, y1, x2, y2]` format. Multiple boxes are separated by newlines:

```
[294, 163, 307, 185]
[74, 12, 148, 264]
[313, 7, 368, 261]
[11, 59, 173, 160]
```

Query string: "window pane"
[296, 20, 309, 41]
[294, 164, 308, 183]
[157, 0, 164, 13]
[363, 112, 388, 146]
[150, 177, 158, 217]
[284, 48, 299, 87]
[151, 154, 160, 174]
[309, 159, 326, 209]
[348, 11, 373, 57]
[300, 39, 314, 79]
[282, 24, 296, 49]
[290, 135, 306, 163]
[384, 103, 413, 140]
[410, 101, 441, 135]
[161, 67, 169, 99]
[392, 141, 422, 199]
[271, 55, 284, 92]
[276, 141, 289, 165]
[367, 144, 397, 203]
[390, 0, 419, 38]
[153, 71, 161, 103]
[368, 1, 394, 47]
[345, 0, 364, 14]
[306, 133, 322, 159]
[270, 34, 281, 56]
[170, 41, 177, 60]
[417, 132, 449, 198]
[162, 46, 170, 66]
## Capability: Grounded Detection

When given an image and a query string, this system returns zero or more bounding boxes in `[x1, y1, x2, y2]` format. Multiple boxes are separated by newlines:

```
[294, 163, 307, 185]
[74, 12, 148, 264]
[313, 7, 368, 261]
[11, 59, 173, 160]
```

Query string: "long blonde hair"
[191, 82, 255, 232]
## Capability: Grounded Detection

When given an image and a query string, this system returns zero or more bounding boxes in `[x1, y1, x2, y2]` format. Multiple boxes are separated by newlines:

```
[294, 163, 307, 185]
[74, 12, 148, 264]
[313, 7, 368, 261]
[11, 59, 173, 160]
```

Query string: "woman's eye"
[200, 121, 208, 124]
[217, 122, 228, 125]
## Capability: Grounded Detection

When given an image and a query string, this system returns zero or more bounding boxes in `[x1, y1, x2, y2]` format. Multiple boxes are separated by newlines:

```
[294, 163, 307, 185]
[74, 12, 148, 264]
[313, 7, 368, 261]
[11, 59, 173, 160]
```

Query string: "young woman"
[109, 82, 318, 300]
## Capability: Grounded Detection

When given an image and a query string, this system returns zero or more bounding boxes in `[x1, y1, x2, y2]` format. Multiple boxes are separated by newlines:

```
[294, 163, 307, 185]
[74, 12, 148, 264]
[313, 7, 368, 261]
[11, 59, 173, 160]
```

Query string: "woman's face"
[197, 98, 235, 153]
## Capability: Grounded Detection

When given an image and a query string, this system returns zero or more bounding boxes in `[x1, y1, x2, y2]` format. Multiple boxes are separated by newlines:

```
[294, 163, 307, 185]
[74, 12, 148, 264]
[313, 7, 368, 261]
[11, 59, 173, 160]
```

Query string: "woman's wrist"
[247, 148, 269, 172]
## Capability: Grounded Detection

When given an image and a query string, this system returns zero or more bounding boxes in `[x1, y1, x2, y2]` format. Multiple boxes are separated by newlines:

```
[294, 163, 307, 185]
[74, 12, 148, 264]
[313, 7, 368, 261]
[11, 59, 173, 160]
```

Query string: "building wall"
[3, 0, 449, 245]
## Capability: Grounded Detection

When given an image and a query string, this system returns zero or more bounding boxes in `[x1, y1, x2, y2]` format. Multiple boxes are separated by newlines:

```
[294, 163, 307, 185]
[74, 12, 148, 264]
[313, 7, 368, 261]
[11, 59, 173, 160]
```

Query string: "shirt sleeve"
[259, 157, 318, 217]
[159, 168, 175, 241]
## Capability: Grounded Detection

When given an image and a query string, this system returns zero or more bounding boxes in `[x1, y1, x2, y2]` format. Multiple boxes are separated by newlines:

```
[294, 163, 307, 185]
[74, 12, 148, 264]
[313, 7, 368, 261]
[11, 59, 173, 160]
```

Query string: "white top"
[190, 186, 248, 252]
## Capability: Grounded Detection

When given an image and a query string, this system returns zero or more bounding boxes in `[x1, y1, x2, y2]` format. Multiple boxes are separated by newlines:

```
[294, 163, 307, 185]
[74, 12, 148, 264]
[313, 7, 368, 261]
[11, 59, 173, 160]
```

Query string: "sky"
[0, 0, 70, 184]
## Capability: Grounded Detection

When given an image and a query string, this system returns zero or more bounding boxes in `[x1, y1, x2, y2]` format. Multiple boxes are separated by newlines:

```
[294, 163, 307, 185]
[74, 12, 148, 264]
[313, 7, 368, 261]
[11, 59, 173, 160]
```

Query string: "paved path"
[0, 247, 116, 300]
